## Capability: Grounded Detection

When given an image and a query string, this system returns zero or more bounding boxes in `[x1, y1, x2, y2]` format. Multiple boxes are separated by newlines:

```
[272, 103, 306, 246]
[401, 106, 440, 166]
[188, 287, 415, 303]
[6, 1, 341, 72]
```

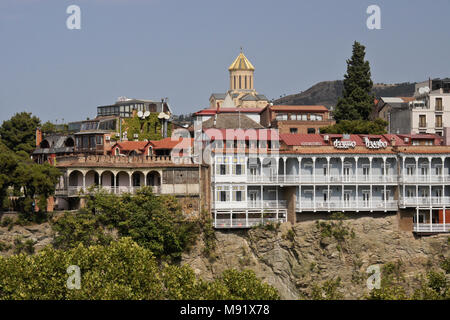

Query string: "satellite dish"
[158, 112, 170, 120]
[144, 111, 150, 118]
[137, 111, 143, 118]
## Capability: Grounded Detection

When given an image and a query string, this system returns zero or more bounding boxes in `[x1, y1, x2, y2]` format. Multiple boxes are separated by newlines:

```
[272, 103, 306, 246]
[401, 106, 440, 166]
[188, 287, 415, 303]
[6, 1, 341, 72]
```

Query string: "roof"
[194, 108, 263, 116]
[228, 52, 255, 71]
[280, 134, 326, 146]
[201, 113, 264, 130]
[149, 137, 193, 150]
[204, 128, 279, 141]
[111, 141, 150, 152]
[270, 105, 329, 112]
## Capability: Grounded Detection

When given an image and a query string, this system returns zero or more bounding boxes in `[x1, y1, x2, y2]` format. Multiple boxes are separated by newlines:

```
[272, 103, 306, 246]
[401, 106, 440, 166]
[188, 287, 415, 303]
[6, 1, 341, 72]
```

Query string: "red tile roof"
[111, 141, 150, 152]
[150, 137, 193, 150]
[270, 105, 329, 112]
[280, 134, 325, 146]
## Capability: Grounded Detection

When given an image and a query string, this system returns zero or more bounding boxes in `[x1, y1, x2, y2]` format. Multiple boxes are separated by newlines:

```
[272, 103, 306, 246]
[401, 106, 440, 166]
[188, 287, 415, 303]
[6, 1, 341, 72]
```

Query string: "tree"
[53, 187, 199, 260]
[12, 156, 61, 214]
[0, 141, 18, 210]
[0, 238, 280, 300]
[320, 118, 388, 134]
[0, 112, 41, 154]
[333, 41, 375, 122]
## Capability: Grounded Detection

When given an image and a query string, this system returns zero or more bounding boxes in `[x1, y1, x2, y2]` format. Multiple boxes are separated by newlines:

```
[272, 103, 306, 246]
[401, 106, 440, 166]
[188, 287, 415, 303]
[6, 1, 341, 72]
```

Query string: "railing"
[66, 185, 161, 196]
[414, 223, 450, 233]
[296, 200, 398, 211]
[246, 174, 398, 184]
[214, 218, 285, 229]
[401, 175, 450, 183]
[213, 200, 288, 209]
[399, 197, 450, 207]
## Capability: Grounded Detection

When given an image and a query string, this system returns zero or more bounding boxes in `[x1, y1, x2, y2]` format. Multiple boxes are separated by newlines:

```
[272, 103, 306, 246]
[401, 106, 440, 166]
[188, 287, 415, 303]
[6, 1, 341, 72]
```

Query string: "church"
[209, 51, 269, 109]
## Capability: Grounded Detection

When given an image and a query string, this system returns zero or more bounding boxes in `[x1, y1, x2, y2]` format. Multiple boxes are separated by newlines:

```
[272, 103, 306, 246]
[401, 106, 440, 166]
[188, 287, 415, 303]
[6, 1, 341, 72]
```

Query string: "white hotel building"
[205, 129, 450, 234]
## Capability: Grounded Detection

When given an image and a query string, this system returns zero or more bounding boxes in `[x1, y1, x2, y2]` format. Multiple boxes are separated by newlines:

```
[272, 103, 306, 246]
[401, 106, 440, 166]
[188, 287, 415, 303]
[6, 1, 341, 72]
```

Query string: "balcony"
[414, 223, 450, 233]
[214, 217, 284, 229]
[399, 197, 450, 207]
[296, 200, 398, 211]
[246, 174, 398, 184]
[66, 186, 160, 196]
[213, 200, 287, 209]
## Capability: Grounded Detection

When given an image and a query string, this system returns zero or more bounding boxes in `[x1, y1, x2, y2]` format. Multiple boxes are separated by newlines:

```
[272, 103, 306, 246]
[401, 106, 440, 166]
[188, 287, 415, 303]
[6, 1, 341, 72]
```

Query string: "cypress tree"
[333, 41, 375, 122]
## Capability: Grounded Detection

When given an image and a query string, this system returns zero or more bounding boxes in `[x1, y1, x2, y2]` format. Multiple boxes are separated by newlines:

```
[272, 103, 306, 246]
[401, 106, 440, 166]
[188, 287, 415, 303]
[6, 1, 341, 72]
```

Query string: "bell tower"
[228, 50, 255, 92]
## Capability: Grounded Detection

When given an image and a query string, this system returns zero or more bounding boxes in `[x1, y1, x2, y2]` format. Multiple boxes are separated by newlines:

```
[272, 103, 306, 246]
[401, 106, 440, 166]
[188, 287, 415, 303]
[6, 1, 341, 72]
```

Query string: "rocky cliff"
[182, 214, 449, 299]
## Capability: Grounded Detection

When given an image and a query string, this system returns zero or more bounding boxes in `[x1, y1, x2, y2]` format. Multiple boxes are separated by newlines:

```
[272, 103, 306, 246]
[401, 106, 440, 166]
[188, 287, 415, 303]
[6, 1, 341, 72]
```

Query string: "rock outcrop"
[182, 215, 449, 299]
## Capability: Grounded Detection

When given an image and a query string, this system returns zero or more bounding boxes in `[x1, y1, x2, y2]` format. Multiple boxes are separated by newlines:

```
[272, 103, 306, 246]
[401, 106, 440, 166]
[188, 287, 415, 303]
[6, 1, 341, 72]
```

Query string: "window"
[419, 115, 426, 127]
[96, 135, 103, 145]
[276, 113, 288, 121]
[290, 114, 297, 120]
[232, 186, 245, 201]
[317, 115, 323, 121]
[239, 76, 241, 89]
[220, 164, 227, 175]
[290, 128, 298, 134]
[115, 148, 120, 156]
[436, 115, 443, 128]
[310, 114, 316, 121]
[436, 98, 443, 111]
[301, 114, 307, 121]
[307, 128, 316, 134]
[235, 164, 242, 175]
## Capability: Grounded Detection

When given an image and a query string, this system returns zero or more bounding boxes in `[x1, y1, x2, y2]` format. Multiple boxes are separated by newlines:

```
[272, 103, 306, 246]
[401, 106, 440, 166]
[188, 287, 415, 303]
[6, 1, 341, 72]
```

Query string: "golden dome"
[228, 52, 255, 71]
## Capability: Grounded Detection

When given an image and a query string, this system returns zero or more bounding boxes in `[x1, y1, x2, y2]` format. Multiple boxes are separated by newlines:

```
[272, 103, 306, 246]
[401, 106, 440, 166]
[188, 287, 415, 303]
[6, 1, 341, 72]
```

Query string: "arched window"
[233, 76, 236, 90]
[115, 148, 120, 156]
[239, 76, 241, 89]
[148, 146, 153, 156]
[249, 76, 252, 89]
[245, 76, 247, 89]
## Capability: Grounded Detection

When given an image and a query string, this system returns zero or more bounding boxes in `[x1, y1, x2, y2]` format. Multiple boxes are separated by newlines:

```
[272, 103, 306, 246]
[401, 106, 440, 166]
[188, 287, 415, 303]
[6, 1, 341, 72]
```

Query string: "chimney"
[36, 127, 43, 147]
[390, 137, 396, 147]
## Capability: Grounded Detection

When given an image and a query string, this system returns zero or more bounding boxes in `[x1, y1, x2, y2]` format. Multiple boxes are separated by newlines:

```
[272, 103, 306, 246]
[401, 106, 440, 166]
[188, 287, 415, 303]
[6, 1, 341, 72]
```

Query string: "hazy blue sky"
[1, 0, 449, 123]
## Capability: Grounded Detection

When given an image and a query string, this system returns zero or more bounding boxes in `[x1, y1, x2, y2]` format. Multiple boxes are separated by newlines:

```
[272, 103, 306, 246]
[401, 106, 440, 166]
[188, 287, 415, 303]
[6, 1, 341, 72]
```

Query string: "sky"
[0, 0, 449, 123]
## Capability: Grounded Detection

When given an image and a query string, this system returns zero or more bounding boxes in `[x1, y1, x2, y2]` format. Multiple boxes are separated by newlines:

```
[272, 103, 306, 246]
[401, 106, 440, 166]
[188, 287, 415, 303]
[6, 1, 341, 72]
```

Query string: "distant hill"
[273, 80, 416, 109]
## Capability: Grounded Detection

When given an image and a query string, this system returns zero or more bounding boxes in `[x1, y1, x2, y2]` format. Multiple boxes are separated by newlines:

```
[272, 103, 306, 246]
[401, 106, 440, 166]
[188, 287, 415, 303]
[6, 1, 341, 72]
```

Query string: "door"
[362, 166, 369, 182]
[343, 191, 351, 207]
[343, 166, 351, 182]
[249, 191, 257, 207]
[362, 191, 370, 208]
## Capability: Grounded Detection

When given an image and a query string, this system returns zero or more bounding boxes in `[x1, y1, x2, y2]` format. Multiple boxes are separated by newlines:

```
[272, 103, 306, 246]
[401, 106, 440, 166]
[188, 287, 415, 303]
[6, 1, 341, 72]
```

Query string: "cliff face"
[182, 214, 449, 299]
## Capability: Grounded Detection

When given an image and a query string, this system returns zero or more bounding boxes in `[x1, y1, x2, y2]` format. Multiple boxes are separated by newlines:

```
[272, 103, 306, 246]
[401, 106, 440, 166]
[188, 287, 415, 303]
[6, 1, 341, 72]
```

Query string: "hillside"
[274, 81, 416, 108]
[183, 214, 449, 300]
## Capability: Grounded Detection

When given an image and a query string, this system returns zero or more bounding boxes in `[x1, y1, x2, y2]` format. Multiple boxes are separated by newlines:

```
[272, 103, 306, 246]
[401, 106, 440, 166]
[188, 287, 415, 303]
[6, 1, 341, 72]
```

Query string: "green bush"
[0, 238, 280, 300]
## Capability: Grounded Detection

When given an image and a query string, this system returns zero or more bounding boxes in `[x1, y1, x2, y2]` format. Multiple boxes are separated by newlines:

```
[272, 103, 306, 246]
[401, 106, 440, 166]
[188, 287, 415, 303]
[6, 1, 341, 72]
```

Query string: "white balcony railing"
[214, 217, 285, 229]
[213, 200, 287, 209]
[246, 174, 398, 184]
[296, 200, 398, 211]
[399, 197, 450, 207]
[66, 185, 161, 196]
[401, 175, 450, 183]
[414, 223, 450, 233]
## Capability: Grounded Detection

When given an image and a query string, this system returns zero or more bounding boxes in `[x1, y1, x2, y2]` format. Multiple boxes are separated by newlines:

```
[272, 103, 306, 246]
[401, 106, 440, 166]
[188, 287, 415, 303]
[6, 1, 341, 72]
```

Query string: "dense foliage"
[52, 187, 199, 260]
[121, 113, 171, 141]
[0, 137, 60, 213]
[0, 238, 280, 300]
[333, 41, 375, 122]
[320, 118, 388, 134]
[0, 112, 41, 154]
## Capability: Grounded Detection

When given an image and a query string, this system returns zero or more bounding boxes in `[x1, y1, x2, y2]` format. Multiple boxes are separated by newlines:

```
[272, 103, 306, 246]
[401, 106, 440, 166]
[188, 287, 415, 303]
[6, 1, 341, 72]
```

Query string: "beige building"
[209, 51, 269, 109]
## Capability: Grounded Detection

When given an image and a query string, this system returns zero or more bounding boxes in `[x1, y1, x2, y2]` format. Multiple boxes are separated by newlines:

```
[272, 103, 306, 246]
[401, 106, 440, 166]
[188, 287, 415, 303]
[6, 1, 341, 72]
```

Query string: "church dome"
[228, 52, 255, 71]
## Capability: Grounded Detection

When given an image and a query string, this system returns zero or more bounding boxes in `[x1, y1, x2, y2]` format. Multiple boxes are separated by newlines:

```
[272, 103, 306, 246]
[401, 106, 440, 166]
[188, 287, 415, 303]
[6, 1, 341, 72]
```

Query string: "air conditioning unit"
[105, 136, 111, 141]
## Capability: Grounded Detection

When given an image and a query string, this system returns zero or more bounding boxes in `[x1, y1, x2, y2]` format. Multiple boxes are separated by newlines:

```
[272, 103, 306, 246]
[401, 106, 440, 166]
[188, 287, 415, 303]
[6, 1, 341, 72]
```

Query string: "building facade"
[206, 131, 450, 234]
